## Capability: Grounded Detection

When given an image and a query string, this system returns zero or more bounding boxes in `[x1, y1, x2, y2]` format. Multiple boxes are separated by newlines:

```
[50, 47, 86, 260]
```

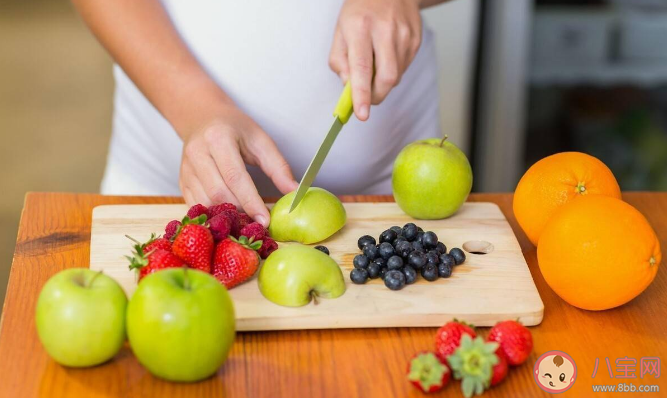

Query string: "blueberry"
[357, 235, 376, 250]
[379, 267, 388, 280]
[411, 241, 424, 252]
[408, 251, 427, 269]
[363, 244, 379, 260]
[384, 270, 406, 290]
[416, 231, 425, 244]
[439, 253, 456, 268]
[450, 248, 466, 265]
[392, 236, 407, 247]
[417, 226, 424, 233]
[390, 225, 403, 236]
[387, 255, 404, 270]
[402, 223, 419, 241]
[350, 268, 369, 284]
[428, 249, 440, 258]
[426, 251, 440, 266]
[379, 229, 397, 244]
[421, 264, 439, 281]
[422, 232, 438, 249]
[353, 254, 370, 269]
[367, 262, 381, 279]
[438, 263, 453, 278]
[435, 242, 447, 254]
[395, 240, 413, 258]
[403, 266, 417, 284]
[373, 257, 387, 268]
[314, 245, 329, 255]
[378, 242, 395, 260]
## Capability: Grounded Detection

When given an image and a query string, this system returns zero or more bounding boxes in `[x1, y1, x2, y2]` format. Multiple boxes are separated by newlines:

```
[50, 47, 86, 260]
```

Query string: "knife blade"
[289, 81, 354, 213]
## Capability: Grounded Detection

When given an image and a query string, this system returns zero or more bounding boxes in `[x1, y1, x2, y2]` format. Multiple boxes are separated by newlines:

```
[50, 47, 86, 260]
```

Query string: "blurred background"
[1, 0, 666, 312]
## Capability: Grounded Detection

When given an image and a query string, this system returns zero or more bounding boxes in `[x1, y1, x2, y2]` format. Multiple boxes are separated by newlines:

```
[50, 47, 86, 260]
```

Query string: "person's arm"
[329, 0, 451, 121]
[71, 0, 297, 226]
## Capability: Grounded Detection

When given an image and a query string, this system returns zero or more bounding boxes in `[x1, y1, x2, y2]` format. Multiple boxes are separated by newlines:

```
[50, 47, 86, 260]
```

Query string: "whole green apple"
[35, 268, 127, 367]
[392, 137, 472, 219]
[126, 268, 235, 382]
[269, 187, 346, 244]
[258, 245, 346, 307]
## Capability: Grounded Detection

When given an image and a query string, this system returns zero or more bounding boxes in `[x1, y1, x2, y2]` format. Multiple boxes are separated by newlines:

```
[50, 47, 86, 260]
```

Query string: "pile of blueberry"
[350, 223, 466, 291]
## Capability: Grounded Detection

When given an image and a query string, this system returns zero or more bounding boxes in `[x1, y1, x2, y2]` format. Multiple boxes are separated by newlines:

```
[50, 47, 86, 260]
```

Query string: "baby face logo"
[534, 350, 577, 394]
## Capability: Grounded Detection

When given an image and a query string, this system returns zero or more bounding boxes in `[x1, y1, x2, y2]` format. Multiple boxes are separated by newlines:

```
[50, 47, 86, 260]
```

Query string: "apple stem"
[86, 270, 104, 289]
[310, 291, 319, 306]
[439, 135, 449, 147]
[182, 265, 191, 291]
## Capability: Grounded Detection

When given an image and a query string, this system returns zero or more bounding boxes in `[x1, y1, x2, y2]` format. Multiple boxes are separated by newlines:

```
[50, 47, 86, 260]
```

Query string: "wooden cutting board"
[90, 203, 544, 331]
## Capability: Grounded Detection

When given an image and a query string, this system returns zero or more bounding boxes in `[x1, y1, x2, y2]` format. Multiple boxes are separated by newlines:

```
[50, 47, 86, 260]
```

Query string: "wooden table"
[0, 192, 665, 398]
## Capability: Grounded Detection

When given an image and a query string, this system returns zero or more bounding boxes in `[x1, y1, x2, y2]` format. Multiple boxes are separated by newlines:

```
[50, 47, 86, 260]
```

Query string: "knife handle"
[333, 81, 354, 124]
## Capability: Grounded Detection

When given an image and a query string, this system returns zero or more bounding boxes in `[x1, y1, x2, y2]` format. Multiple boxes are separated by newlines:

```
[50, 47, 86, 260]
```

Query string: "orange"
[513, 152, 621, 246]
[537, 195, 661, 310]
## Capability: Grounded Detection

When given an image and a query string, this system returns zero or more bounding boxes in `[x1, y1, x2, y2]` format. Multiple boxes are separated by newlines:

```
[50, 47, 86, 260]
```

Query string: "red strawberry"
[258, 237, 278, 259]
[186, 204, 208, 219]
[238, 213, 253, 230]
[239, 222, 267, 241]
[209, 214, 232, 242]
[164, 220, 181, 240]
[490, 348, 508, 386]
[145, 236, 172, 253]
[435, 320, 477, 361]
[487, 320, 533, 366]
[207, 203, 237, 219]
[127, 248, 185, 281]
[172, 215, 214, 273]
[407, 351, 450, 393]
[212, 236, 262, 289]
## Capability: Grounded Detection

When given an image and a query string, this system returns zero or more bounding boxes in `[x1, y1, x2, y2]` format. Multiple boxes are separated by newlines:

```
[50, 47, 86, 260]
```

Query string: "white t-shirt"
[101, 0, 440, 197]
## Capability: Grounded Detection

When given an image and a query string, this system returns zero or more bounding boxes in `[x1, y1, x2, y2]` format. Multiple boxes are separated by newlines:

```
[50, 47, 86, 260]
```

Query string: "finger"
[209, 140, 270, 227]
[182, 187, 195, 207]
[186, 148, 236, 206]
[345, 23, 373, 121]
[250, 137, 298, 194]
[371, 29, 399, 105]
[329, 28, 349, 82]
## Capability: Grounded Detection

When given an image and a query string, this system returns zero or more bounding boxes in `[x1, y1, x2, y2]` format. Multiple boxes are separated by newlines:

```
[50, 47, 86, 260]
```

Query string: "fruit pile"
[127, 203, 279, 289]
[408, 319, 533, 397]
[350, 223, 466, 290]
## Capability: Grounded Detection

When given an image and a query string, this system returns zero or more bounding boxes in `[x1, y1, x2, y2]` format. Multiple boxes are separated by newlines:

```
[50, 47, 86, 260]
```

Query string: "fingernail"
[359, 105, 369, 120]
[256, 215, 269, 228]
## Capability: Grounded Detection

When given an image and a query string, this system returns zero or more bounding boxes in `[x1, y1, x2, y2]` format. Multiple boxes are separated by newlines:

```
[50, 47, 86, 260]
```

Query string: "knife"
[289, 81, 354, 213]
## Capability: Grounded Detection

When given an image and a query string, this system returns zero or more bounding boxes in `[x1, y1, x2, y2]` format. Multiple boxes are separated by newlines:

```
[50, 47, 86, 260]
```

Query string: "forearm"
[71, 0, 232, 139]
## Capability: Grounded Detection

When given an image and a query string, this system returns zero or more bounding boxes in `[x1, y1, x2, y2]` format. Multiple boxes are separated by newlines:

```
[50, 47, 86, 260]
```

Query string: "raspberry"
[207, 203, 237, 219]
[239, 222, 267, 241]
[258, 237, 278, 259]
[219, 209, 241, 237]
[209, 214, 232, 242]
[187, 204, 208, 219]
[238, 213, 253, 230]
[164, 220, 181, 240]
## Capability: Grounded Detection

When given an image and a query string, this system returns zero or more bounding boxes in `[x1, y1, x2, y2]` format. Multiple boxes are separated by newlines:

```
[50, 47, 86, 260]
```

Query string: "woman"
[73, 0, 449, 226]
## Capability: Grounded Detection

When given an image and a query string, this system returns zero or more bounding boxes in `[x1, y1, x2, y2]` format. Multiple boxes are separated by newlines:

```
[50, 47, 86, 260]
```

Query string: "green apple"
[258, 245, 346, 307]
[392, 137, 472, 219]
[269, 187, 346, 244]
[126, 268, 235, 382]
[35, 268, 127, 367]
